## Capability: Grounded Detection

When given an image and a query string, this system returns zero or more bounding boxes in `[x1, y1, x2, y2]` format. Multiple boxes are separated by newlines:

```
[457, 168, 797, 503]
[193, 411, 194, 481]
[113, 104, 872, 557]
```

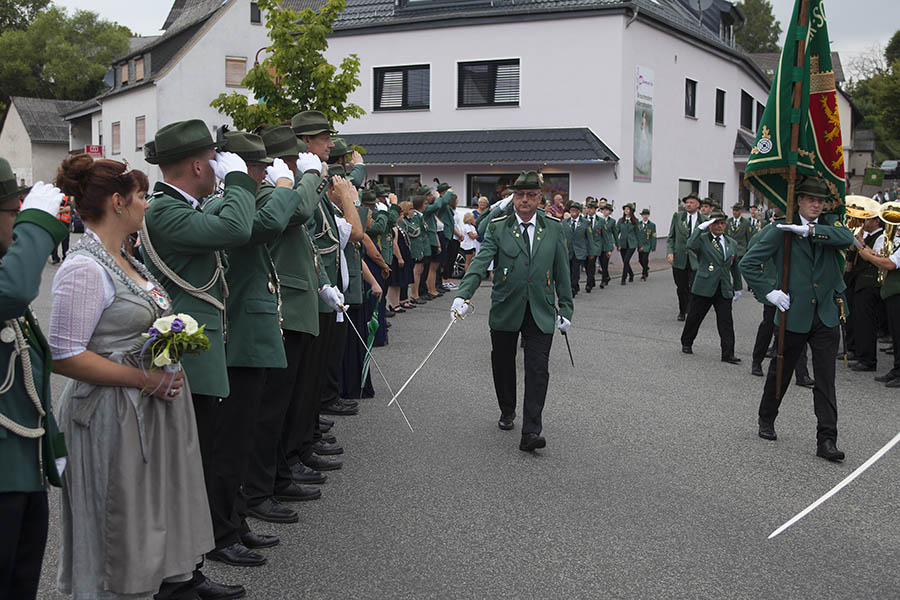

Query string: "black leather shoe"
[796, 375, 815, 388]
[682, 345, 693, 354]
[313, 440, 344, 455]
[291, 462, 327, 484]
[302, 453, 343, 471]
[246, 498, 298, 524]
[886, 378, 900, 388]
[758, 419, 777, 441]
[751, 362, 763, 376]
[765, 348, 776, 359]
[275, 482, 322, 502]
[240, 530, 279, 549]
[850, 362, 876, 372]
[320, 432, 337, 444]
[319, 416, 334, 428]
[206, 543, 266, 567]
[519, 433, 546, 451]
[816, 439, 845, 462]
[875, 371, 900, 382]
[677, 314, 685, 321]
[498, 414, 514, 431]
[586, 287, 592, 293]
[321, 401, 359, 416]
[721, 355, 741, 364]
[196, 576, 246, 600]
[620, 280, 626, 285]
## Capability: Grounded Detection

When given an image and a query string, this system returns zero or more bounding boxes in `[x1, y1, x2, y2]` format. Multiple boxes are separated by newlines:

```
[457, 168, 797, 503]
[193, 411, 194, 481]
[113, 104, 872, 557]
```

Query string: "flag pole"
[775, 0, 810, 399]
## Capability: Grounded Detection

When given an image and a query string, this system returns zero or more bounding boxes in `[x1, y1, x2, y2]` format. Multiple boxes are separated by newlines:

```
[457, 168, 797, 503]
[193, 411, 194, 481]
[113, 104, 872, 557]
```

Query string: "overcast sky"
[55, 0, 898, 63]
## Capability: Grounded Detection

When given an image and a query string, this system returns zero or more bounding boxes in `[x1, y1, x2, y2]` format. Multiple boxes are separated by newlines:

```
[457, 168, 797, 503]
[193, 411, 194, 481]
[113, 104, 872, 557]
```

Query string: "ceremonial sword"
[555, 307, 575, 367]
[340, 305, 414, 432]
[768, 430, 900, 539]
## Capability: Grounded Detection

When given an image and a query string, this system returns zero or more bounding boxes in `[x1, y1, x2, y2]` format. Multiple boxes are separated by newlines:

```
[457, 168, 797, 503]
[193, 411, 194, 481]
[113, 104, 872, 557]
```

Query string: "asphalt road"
[31, 252, 900, 599]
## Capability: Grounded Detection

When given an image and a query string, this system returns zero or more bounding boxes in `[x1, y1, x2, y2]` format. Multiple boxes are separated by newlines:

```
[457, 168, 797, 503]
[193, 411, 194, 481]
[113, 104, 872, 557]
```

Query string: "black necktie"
[521, 222, 532, 256]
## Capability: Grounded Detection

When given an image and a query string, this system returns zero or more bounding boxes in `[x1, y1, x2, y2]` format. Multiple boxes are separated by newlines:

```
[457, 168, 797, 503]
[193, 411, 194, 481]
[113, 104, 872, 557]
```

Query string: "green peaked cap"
[508, 171, 543, 190]
[145, 119, 222, 165]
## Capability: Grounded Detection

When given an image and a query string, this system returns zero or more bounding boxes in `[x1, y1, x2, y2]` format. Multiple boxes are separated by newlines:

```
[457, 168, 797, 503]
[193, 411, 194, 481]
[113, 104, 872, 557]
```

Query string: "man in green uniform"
[679, 208, 742, 363]
[748, 204, 763, 234]
[582, 198, 601, 291]
[597, 203, 616, 287]
[452, 171, 573, 452]
[0, 169, 68, 600]
[727, 202, 752, 287]
[740, 178, 854, 462]
[699, 197, 713, 217]
[562, 202, 593, 296]
[667, 193, 707, 321]
[637, 208, 657, 281]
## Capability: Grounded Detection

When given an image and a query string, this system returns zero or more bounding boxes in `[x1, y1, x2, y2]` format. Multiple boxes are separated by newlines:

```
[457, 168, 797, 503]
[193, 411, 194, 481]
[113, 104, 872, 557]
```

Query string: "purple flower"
[170, 318, 184, 333]
[148, 327, 161, 338]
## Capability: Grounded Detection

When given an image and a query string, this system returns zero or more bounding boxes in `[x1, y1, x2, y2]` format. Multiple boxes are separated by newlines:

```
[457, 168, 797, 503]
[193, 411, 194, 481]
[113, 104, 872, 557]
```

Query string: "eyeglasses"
[513, 191, 542, 200]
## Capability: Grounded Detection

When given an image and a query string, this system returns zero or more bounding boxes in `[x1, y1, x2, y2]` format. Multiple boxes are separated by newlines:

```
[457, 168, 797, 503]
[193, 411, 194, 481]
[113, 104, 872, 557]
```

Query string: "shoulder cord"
[0, 319, 46, 438]
[311, 202, 340, 254]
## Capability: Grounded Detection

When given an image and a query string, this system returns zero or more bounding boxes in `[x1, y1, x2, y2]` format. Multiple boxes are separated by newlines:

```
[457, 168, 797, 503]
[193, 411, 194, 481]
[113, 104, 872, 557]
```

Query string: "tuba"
[844, 196, 879, 272]
[877, 201, 900, 284]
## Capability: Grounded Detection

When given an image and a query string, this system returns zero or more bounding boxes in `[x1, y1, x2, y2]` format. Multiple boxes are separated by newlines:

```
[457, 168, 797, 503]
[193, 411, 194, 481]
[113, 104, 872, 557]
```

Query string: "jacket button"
[811, 299, 817, 304]
[527, 279, 532, 283]
[525, 260, 530, 265]
[813, 282, 818, 288]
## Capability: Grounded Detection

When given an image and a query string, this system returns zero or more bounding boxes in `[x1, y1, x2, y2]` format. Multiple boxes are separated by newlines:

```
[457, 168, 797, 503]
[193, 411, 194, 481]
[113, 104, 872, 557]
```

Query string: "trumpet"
[877, 201, 900, 284]
[844, 196, 880, 272]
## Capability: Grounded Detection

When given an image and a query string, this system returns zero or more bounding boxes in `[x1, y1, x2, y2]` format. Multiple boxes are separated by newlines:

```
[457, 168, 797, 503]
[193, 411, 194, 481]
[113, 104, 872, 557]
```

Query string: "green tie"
[521, 222, 532, 256]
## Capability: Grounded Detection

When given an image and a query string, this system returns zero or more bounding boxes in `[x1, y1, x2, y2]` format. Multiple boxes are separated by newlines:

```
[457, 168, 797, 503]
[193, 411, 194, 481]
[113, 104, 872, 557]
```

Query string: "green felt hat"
[436, 182, 450, 194]
[640, 208, 650, 215]
[375, 184, 390, 197]
[145, 119, 222, 165]
[684, 193, 700, 202]
[415, 185, 432, 196]
[508, 171, 543, 190]
[260, 125, 305, 157]
[328, 164, 346, 177]
[329, 137, 351, 160]
[222, 131, 272, 164]
[623, 202, 635, 211]
[291, 110, 336, 136]
[600, 204, 612, 212]
[796, 177, 830, 199]
[570, 202, 582, 211]
[699, 197, 714, 206]
[361, 188, 377, 203]
[587, 199, 599, 208]
[0, 157, 28, 204]
[708, 208, 727, 222]
[731, 202, 744, 210]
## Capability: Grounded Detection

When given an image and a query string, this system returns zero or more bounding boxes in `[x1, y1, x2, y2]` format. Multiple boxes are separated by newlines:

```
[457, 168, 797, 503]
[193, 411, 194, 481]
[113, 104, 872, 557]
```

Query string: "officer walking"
[582, 198, 601, 291]
[562, 202, 593, 296]
[667, 193, 706, 320]
[637, 208, 657, 281]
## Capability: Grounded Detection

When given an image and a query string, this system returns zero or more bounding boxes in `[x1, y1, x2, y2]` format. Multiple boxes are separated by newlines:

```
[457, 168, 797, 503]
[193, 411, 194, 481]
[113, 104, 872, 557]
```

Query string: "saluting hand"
[209, 151, 248, 180]
[697, 220, 712, 231]
[20, 181, 65, 219]
[296, 152, 323, 175]
[265, 158, 294, 187]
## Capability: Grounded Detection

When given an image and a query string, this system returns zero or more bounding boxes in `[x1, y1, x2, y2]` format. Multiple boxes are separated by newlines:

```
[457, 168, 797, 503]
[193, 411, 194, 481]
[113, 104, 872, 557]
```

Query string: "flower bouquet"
[139, 313, 210, 369]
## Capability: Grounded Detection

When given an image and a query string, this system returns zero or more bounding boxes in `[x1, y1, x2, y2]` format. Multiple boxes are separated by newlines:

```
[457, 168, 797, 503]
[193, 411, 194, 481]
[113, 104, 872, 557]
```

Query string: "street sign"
[864, 167, 884, 188]
[84, 145, 103, 158]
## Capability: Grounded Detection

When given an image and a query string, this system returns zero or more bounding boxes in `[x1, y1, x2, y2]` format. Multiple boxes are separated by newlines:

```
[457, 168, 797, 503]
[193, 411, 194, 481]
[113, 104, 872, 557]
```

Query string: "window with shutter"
[111, 122, 121, 155]
[226, 57, 247, 87]
[135, 57, 144, 81]
[374, 65, 429, 111]
[135, 116, 146, 150]
[457, 59, 519, 108]
[120, 64, 128, 86]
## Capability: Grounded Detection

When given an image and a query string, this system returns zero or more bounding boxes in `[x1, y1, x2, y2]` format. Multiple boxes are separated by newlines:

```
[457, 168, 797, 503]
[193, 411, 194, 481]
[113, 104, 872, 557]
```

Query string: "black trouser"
[638, 250, 650, 278]
[598, 252, 611, 284]
[321, 319, 347, 408]
[50, 233, 69, 262]
[844, 277, 857, 354]
[851, 286, 881, 368]
[620, 247, 635, 282]
[569, 258, 583, 293]
[490, 304, 553, 436]
[672, 265, 695, 317]
[246, 330, 316, 506]
[0, 491, 47, 600]
[443, 237, 460, 278]
[884, 294, 900, 377]
[293, 314, 334, 462]
[752, 304, 810, 379]
[758, 314, 840, 443]
[583, 256, 596, 289]
[680, 290, 735, 357]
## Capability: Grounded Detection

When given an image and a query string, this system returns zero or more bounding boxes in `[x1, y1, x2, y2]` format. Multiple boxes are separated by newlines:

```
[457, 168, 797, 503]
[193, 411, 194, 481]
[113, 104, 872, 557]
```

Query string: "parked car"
[881, 160, 899, 179]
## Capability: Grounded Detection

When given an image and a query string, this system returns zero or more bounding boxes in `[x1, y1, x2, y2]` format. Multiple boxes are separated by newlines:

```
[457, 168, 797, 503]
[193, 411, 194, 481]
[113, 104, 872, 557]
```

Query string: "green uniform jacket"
[345, 206, 369, 306]
[740, 214, 854, 333]
[269, 172, 329, 335]
[434, 192, 456, 241]
[0, 211, 68, 492]
[378, 205, 401, 265]
[309, 192, 342, 313]
[562, 216, 594, 259]
[687, 228, 742, 299]
[405, 213, 426, 261]
[666, 211, 707, 270]
[203, 184, 302, 369]
[617, 218, 640, 249]
[592, 216, 616, 253]
[456, 212, 573, 334]
[638, 220, 657, 252]
[143, 174, 256, 398]
[726, 216, 753, 256]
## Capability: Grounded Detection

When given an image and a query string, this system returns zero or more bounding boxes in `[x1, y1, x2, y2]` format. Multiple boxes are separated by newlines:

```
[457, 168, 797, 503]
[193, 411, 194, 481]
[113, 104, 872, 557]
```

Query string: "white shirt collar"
[164, 182, 200, 209]
[799, 215, 819, 226]
[516, 212, 537, 228]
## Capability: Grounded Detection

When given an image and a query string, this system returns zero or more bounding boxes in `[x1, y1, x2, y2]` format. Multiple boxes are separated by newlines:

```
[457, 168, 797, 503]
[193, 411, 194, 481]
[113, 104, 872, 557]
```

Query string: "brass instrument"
[878, 201, 900, 284]
[844, 196, 880, 272]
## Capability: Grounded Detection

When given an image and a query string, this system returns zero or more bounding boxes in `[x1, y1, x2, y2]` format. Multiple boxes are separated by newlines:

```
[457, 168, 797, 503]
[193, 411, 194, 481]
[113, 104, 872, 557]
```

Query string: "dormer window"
[135, 57, 144, 81]
[121, 63, 128, 86]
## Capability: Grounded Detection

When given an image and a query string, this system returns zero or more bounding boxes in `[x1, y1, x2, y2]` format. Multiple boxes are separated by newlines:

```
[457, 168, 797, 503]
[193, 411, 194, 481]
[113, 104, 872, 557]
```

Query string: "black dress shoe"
[721, 355, 741, 364]
[321, 401, 359, 416]
[682, 345, 693, 354]
[319, 415, 335, 428]
[240, 530, 279, 549]
[677, 314, 685, 321]
[620, 280, 626, 285]
[275, 482, 322, 502]
[585, 287, 592, 293]
[206, 543, 266, 567]
[751, 362, 763, 376]
[850, 362, 876, 372]
[313, 440, 344, 455]
[519, 433, 546, 451]
[758, 419, 777, 441]
[498, 414, 514, 431]
[886, 378, 900, 388]
[875, 371, 900, 382]
[816, 439, 845, 462]
[196, 576, 246, 600]
[246, 498, 298, 524]
[765, 348, 776, 359]
[302, 453, 343, 471]
[291, 462, 327, 484]
[320, 432, 337, 444]
[795, 375, 815, 388]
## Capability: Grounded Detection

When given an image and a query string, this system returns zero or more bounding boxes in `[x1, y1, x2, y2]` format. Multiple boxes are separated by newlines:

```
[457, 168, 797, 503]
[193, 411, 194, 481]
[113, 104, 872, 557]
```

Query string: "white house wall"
[100, 84, 158, 176]
[0, 104, 33, 186]
[32, 143, 70, 185]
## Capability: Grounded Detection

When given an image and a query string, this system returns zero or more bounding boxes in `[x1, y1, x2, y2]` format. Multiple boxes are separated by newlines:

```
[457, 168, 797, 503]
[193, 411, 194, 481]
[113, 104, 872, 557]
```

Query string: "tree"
[0, 6, 131, 103]
[735, 0, 782, 54]
[0, 0, 48, 34]
[210, 0, 363, 131]
[885, 29, 900, 68]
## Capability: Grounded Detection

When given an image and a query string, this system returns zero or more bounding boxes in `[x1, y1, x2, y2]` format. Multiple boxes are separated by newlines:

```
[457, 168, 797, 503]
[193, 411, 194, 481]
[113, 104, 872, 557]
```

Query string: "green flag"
[744, 0, 845, 215]
[864, 167, 884, 188]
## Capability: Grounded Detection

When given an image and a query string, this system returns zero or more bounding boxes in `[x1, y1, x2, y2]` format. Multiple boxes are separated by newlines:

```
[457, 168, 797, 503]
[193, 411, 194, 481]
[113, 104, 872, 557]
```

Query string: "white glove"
[777, 223, 810, 237]
[451, 297, 470, 319]
[556, 315, 571, 333]
[697, 219, 712, 231]
[297, 152, 322, 175]
[265, 158, 294, 186]
[209, 152, 248, 180]
[55, 457, 67, 478]
[375, 201, 388, 212]
[20, 181, 65, 217]
[766, 290, 791, 312]
[495, 195, 513, 211]
[732, 290, 742, 302]
[318, 285, 345, 311]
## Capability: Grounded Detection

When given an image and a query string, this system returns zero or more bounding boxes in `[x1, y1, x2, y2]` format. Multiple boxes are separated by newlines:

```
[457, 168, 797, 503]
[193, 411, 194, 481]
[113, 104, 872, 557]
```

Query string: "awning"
[341, 127, 619, 166]
[733, 130, 756, 164]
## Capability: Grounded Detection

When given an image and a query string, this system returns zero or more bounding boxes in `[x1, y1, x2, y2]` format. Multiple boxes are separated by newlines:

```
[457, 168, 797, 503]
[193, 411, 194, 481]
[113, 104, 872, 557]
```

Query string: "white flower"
[177, 313, 199, 335]
[153, 347, 172, 367]
[153, 315, 175, 334]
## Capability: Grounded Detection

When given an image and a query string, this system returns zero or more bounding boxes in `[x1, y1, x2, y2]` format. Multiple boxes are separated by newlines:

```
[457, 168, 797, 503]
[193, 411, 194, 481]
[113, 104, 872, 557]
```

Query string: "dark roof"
[733, 130, 755, 158]
[62, 96, 103, 120]
[10, 97, 82, 144]
[129, 36, 161, 53]
[117, 0, 222, 63]
[750, 51, 845, 83]
[341, 128, 619, 165]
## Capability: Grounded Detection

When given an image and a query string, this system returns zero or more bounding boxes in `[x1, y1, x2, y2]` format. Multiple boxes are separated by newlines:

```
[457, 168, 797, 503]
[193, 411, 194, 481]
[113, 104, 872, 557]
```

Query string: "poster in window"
[633, 65, 654, 183]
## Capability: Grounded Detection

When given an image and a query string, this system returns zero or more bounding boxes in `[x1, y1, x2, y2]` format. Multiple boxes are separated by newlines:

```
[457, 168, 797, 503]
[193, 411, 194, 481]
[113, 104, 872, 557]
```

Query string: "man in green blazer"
[739, 177, 854, 462]
[637, 208, 657, 281]
[452, 171, 573, 452]
[596, 203, 616, 287]
[667, 193, 707, 321]
[581, 198, 601, 291]
[0, 169, 68, 600]
[562, 202, 593, 295]
[680, 208, 742, 363]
